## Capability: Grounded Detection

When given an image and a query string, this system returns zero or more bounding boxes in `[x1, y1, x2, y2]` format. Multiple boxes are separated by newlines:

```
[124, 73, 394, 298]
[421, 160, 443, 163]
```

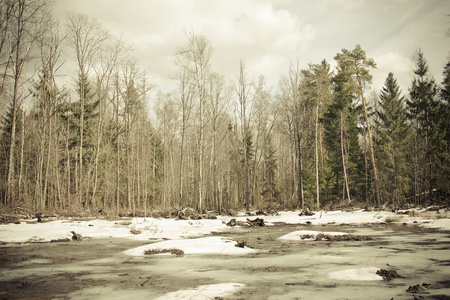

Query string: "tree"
[4, 0, 48, 206]
[407, 49, 439, 202]
[206, 72, 230, 213]
[302, 60, 332, 209]
[334, 45, 379, 205]
[323, 60, 364, 205]
[376, 73, 410, 206]
[173, 63, 195, 205]
[66, 12, 109, 206]
[432, 60, 450, 196]
[175, 31, 212, 212]
[234, 60, 254, 211]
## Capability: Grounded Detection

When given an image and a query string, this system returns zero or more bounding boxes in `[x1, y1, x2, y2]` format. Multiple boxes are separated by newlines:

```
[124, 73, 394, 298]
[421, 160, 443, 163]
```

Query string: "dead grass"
[385, 216, 401, 223]
[144, 248, 184, 256]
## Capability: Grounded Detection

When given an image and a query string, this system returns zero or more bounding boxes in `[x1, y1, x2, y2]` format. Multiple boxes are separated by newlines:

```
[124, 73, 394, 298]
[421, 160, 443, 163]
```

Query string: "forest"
[0, 0, 449, 216]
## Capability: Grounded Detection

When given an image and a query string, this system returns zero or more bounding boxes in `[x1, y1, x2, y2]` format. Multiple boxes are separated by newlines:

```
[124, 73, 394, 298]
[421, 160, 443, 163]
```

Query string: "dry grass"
[144, 248, 184, 256]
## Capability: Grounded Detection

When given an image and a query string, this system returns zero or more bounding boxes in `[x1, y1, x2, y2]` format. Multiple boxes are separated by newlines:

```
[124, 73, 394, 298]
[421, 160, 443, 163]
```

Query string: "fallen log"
[246, 217, 265, 226]
[226, 218, 237, 227]
[376, 269, 404, 281]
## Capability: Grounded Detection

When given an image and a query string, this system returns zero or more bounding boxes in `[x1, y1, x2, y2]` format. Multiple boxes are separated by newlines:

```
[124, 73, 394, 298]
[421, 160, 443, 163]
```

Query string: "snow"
[124, 236, 257, 256]
[0, 218, 228, 244]
[2, 208, 449, 299]
[154, 283, 246, 300]
[278, 230, 348, 241]
[327, 267, 383, 281]
[0, 208, 449, 247]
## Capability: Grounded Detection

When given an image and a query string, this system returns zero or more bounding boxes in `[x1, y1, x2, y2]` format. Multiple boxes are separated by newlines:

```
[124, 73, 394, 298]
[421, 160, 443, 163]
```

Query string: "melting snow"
[124, 236, 257, 256]
[1, 209, 449, 245]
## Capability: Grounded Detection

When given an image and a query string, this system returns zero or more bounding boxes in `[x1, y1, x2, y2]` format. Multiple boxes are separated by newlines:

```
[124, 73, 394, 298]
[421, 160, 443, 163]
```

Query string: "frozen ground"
[0, 208, 449, 299]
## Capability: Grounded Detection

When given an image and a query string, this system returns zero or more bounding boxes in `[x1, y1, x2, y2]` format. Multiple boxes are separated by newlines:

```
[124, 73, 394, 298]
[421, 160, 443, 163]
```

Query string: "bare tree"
[66, 12, 109, 206]
[234, 60, 254, 211]
[176, 30, 212, 212]
[5, 0, 48, 206]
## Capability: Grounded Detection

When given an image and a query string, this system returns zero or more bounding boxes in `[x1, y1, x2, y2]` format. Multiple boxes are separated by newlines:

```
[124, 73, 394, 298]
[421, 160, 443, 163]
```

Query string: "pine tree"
[333, 45, 379, 205]
[376, 73, 410, 206]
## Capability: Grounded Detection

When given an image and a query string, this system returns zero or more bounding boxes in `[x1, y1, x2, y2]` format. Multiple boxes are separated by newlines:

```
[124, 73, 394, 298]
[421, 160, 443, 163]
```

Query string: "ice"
[327, 267, 383, 281]
[154, 283, 245, 300]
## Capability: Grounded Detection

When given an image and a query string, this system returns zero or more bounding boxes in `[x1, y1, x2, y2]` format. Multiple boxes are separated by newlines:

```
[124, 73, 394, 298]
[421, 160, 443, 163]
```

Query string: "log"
[246, 217, 265, 226]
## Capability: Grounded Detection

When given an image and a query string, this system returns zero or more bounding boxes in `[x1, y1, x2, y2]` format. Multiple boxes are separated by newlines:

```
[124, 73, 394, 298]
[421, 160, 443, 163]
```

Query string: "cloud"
[53, 0, 315, 91]
[374, 51, 412, 74]
[372, 51, 413, 93]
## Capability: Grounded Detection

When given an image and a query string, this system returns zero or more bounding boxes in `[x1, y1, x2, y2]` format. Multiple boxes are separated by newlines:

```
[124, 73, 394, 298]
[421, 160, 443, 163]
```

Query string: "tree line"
[1, 0, 449, 215]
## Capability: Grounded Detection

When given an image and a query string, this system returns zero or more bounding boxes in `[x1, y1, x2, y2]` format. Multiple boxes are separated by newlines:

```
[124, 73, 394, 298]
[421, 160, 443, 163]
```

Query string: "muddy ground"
[1, 222, 450, 299]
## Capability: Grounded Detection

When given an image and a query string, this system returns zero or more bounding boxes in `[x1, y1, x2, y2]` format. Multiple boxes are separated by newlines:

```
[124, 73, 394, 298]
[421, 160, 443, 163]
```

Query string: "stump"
[71, 231, 83, 241]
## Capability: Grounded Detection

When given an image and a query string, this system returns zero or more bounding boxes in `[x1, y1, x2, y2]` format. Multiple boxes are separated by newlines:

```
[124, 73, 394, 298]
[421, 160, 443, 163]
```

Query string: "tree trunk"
[341, 113, 351, 204]
[315, 104, 320, 210]
[357, 76, 380, 206]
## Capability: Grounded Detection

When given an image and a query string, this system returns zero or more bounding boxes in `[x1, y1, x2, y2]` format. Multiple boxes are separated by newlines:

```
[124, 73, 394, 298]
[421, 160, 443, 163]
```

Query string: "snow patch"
[154, 283, 245, 300]
[124, 236, 257, 256]
[327, 267, 383, 281]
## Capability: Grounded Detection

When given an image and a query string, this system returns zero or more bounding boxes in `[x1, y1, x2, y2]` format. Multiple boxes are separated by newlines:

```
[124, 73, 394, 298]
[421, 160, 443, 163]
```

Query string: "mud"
[0, 223, 449, 299]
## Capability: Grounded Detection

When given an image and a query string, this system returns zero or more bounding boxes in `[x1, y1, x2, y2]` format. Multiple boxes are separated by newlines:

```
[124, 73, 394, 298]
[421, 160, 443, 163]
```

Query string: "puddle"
[0, 224, 449, 299]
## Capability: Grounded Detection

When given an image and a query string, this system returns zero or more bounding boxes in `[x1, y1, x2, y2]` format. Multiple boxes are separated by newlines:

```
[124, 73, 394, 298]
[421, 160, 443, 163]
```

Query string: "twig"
[141, 276, 151, 287]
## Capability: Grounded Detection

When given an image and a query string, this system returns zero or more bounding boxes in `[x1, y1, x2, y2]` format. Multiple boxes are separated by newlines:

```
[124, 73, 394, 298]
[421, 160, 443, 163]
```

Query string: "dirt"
[0, 223, 449, 299]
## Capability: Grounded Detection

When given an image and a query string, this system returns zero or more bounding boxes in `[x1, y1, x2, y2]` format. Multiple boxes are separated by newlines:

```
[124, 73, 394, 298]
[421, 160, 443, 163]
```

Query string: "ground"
[0, 209, 450, 299]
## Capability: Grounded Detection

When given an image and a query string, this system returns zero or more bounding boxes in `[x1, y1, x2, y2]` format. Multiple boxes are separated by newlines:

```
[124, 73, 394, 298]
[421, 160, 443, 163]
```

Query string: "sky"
[52, 0, 450, 99]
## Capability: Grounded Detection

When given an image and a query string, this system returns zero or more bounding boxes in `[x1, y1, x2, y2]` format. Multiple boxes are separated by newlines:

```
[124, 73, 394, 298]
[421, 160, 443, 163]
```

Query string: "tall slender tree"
[376, 73, 410, 206]
[334, 45, 379, 205]
[407, 50, 439, 202]
[66, 12, 108, 206]
[302, 60, 332, 209]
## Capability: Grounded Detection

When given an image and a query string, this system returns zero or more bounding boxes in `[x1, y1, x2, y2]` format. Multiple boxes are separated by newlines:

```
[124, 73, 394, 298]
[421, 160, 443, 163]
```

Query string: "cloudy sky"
[52, 0, 450, 97]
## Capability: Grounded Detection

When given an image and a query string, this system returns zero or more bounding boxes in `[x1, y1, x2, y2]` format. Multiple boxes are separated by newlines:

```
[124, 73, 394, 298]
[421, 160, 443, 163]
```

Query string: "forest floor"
[0, 208, 450, 299]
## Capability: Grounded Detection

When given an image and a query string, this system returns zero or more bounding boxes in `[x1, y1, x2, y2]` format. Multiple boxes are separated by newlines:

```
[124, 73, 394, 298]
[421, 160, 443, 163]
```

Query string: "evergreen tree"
[433, 60, 450, 196]
[376, 73, 410, 206]
[323, 67, 365, 205]
[261, 134, 279, 209]
[59, 73, 98, 199]
[0, 104, 22, 202]
[407, 50, 439, 201]
[333, 45, 379, 205]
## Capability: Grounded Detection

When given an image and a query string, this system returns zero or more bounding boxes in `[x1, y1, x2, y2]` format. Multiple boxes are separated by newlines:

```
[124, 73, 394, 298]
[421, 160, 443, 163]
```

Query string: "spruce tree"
[407, 50, 439, 202]
[433, 61, 450, 196]
[376, 73, 410, 206]
[323, 67, 365, 205]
